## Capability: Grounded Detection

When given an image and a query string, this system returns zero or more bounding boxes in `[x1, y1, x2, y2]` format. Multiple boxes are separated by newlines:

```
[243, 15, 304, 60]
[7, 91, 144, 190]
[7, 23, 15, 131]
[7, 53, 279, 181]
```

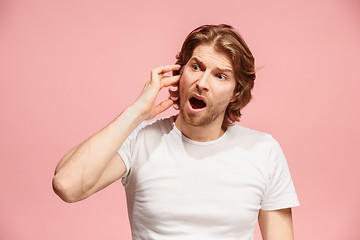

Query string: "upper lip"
[189, 93, 207, 106]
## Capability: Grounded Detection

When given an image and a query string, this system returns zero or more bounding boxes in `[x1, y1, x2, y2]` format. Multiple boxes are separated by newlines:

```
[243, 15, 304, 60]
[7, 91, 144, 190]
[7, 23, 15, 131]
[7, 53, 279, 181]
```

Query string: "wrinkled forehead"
[190, 44, 234, 70]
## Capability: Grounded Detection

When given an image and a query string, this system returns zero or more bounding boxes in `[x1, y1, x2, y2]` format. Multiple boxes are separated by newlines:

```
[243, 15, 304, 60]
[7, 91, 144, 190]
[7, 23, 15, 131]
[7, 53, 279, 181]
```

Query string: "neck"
[174, 114, 226, 142]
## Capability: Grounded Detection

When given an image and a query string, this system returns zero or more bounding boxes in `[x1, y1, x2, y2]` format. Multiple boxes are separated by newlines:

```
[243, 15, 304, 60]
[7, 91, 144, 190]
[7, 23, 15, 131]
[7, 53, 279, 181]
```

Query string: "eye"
[217, 74, 227, 80]
[191, 64, 200, 71]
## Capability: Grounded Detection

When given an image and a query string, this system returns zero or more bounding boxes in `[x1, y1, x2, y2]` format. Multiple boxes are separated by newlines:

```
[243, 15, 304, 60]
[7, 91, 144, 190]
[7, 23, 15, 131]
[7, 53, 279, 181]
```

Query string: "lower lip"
[187, 100, 206, 113]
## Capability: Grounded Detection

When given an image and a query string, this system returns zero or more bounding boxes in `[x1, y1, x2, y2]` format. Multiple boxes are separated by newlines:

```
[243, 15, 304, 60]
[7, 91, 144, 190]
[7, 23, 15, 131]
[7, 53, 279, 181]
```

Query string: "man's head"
[169, 24, 256, 128]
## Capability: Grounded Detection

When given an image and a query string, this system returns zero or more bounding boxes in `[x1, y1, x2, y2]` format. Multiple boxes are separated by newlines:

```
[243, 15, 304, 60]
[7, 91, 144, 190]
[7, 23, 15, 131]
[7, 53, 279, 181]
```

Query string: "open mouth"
[189, 97, 206, 109]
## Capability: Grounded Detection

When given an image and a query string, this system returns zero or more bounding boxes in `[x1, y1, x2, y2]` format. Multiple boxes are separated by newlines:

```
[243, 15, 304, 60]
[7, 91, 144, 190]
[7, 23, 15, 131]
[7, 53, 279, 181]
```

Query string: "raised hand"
[53, 64, 181, 203]
[133, 64, 181, 120]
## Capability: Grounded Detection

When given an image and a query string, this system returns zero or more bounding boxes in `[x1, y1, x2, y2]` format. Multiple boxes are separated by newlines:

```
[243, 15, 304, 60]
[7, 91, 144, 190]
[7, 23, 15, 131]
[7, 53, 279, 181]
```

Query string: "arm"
[52, 65, 181, 203]
[258, 208, 295, 240]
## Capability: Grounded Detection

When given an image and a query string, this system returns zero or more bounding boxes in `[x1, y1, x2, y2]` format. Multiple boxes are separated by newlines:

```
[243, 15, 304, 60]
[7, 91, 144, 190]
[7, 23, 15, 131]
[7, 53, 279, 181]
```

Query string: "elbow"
[52, 175, 81, 203]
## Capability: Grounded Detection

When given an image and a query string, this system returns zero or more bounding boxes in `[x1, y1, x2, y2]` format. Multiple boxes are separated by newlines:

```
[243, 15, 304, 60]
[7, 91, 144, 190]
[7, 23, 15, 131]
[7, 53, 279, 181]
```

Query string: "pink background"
[1, 0, 359, 239]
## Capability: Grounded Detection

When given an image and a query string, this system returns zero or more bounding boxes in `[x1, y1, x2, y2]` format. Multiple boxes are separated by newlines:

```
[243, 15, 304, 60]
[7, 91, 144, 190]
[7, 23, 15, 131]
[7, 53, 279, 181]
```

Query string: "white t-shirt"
[118, 117, 299, 240]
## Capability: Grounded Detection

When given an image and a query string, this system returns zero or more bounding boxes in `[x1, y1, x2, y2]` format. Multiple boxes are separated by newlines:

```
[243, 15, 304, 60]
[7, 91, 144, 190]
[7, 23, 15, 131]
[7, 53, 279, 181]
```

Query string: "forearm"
[53, 64, 180, 202]
[53, 105, 144, 202]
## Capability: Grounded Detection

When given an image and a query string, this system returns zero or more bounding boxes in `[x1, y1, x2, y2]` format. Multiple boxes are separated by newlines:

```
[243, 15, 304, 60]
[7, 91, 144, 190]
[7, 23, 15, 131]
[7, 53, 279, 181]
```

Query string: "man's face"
[178, 44, 236, 128]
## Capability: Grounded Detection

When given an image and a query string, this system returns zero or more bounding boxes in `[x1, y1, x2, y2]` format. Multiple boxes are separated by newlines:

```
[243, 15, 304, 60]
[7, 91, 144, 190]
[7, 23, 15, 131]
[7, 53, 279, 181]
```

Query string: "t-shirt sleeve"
[261, 137, 300, 210]
[117, 122, 145, 185]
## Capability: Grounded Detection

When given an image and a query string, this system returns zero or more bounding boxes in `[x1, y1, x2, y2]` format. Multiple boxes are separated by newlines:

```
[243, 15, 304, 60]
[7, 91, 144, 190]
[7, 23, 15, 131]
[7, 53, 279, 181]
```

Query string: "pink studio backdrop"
[1, 0, 359, 239]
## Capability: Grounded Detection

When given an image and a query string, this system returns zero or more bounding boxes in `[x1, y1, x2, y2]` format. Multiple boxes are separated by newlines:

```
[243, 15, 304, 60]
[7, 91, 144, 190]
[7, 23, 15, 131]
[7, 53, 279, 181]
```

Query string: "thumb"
[153, 99, 174, 117]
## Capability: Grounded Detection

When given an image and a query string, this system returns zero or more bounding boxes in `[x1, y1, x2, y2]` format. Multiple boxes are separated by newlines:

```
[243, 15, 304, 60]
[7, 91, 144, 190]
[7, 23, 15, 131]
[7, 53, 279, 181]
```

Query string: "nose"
[196, 70, 210, 92]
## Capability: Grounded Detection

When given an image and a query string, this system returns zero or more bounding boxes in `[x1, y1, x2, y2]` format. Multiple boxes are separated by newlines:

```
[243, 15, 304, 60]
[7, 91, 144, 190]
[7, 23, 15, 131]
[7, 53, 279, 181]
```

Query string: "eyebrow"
[191, 57, 233, 73]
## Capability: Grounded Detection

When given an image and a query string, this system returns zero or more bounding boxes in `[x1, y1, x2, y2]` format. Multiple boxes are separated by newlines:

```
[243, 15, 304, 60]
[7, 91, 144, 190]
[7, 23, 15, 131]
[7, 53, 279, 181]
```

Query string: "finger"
[151, 64, 181, 78]
[159, 64, 181, 74]
[151, 66, 163, 83]
[151, 65, 181, 89]
[154, 99, 174, 116]
[161, 75, 180, 87]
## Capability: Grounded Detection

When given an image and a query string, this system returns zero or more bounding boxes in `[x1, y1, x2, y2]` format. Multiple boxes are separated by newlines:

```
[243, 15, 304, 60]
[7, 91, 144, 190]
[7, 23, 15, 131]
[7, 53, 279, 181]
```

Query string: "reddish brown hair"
[169, 24, 256, 128]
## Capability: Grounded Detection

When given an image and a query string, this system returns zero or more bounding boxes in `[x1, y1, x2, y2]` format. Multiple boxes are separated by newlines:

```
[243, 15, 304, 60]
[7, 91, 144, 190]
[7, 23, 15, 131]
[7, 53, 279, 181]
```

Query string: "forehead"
[190, 44, 233, 70]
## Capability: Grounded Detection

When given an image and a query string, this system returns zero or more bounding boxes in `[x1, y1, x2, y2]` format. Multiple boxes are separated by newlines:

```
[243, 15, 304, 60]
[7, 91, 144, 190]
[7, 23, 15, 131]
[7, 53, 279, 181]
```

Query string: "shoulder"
[226, 124, 276, 148]
[135, 116, 174, 138]
[225, 125, 285, 163]
[121, 117, 175, 157]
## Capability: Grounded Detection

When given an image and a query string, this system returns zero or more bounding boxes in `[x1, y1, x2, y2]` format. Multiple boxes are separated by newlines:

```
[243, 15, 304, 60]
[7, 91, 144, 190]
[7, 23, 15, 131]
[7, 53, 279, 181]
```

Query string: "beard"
[178, 97, 226, 127]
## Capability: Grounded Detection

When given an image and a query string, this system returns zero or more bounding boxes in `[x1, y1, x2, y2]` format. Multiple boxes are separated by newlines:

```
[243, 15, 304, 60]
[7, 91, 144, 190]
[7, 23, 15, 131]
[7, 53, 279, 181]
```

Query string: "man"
[53, 24, 299, 240]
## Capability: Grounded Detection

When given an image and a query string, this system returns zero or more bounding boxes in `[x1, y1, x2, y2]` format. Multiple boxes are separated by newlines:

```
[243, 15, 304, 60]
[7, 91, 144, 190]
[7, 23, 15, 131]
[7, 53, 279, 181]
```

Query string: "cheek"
[181, 67, 199, 85]
[216, 88, 236, 105]
[179, 74, 192, 92]
[178, 79, 188, 100]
